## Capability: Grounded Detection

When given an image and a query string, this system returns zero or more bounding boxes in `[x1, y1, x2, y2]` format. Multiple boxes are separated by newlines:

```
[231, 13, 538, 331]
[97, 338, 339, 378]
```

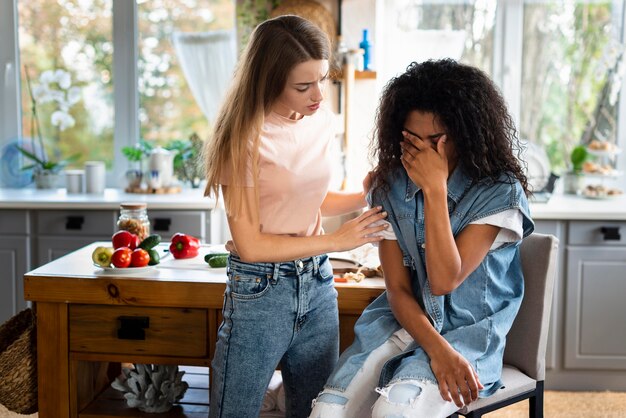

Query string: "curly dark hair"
[370, 59, 529, 195]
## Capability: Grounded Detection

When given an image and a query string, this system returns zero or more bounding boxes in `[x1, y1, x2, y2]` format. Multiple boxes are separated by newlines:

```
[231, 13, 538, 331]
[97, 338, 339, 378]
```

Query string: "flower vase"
[34, 171, 60, 189]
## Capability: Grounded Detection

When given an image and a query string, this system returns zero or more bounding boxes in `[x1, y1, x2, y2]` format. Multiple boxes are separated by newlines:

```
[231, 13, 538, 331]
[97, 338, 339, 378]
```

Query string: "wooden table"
[24, 243, 385, 418]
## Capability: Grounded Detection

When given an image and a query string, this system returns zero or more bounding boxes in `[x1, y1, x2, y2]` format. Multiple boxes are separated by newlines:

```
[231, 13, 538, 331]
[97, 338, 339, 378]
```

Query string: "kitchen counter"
[529, 194, 626, 220]
[1, 188, 624, 219]
[0, 187, 215, 210]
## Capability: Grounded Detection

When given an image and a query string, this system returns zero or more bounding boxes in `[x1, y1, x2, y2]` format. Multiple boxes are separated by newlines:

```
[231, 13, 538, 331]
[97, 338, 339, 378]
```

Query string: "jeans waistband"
[228, 253, 327, 276]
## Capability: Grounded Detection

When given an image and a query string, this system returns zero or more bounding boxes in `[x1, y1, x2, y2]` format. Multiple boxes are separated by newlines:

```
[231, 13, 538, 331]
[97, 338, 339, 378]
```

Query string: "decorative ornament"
[111, 363, 189, 413]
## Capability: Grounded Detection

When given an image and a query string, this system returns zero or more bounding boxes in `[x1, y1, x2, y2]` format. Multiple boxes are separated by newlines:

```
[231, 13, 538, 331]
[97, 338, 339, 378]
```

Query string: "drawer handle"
[117, 316, 149, 340]
[153, 218, 172, 232]
[600, 227, 621, 241]
[65, 216, 84, 230]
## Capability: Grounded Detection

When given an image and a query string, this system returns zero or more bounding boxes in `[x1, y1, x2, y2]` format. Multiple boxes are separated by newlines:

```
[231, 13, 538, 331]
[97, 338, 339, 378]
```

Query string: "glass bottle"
[359, 29, 372, 71]
[117, 202, 150, 241]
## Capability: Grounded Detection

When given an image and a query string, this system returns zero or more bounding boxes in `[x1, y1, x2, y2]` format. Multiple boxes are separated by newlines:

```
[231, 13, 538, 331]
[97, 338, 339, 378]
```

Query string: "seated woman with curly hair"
[309, 59, 535, 418]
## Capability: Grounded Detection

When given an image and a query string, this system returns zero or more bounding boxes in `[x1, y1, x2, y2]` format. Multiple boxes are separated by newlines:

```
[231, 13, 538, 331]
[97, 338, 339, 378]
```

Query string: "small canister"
[117, 202, 150, 241]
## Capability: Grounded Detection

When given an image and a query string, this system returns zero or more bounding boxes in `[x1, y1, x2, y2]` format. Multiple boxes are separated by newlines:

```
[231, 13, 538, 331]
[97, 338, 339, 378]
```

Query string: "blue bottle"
[359, 29, 372, 71]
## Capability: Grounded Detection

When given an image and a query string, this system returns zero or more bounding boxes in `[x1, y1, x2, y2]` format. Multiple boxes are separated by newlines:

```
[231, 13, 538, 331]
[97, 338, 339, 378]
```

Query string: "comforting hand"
[400, 132, 449, 193]
[330, 206, 388, 252]
[429, 343, 484, 408]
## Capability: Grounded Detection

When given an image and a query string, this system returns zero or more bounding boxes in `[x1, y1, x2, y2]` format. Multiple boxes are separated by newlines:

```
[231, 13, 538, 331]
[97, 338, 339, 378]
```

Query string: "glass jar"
[117, 202, 150, 241]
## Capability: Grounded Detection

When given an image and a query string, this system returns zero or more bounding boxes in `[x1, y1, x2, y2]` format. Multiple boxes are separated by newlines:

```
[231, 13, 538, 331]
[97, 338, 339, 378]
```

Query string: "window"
[520, 0, 625, 172]
[374, 0, 626, 181]
[18, 0, 114, 168]
[2, 0, 235, 181]
[137, 0, 235, 145]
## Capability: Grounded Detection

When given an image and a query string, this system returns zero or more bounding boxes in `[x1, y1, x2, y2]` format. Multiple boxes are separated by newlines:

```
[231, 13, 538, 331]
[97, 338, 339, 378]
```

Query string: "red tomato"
[112, 230, 138, 249]
[111, 247, 133, 268]
[130, 248, 150, 267]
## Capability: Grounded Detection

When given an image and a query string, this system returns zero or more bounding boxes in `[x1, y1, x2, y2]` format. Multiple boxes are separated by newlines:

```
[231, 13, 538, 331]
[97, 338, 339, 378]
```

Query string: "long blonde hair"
[203, 15, 331, 217]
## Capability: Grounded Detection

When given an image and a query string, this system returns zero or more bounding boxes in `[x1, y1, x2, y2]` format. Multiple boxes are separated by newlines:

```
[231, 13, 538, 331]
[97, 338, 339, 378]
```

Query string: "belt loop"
[313, 255, 319, 275]
[271, 262, 280, 284]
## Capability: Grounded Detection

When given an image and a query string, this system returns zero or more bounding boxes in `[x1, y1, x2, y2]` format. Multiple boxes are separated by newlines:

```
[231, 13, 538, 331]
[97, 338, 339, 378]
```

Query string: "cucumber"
[147, 248, 160, 265]
[207, 254, 228, 268]
[204, 252, 229, 264]
[138, 234, 162, 250]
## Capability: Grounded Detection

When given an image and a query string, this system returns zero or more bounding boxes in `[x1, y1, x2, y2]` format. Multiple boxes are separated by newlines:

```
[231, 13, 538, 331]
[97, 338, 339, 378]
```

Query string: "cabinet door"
[0, 237, 30, 323]
[565, 246, 626, 369]
[149, 210, 207, 241]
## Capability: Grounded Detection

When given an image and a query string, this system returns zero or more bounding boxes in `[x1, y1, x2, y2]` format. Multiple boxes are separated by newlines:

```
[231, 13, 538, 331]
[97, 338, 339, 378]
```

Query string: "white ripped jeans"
[309, 329, 460, 418]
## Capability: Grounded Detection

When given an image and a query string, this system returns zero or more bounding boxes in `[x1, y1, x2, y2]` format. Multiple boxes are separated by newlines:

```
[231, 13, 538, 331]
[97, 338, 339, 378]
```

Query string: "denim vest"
[325, 166, 534, 396]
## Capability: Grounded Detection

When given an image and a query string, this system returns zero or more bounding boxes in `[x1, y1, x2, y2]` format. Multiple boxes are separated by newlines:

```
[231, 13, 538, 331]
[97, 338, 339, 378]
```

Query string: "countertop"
[529, 193, 626, 220]
[0, 187, 215, 210]
[1, 188, 625, 220]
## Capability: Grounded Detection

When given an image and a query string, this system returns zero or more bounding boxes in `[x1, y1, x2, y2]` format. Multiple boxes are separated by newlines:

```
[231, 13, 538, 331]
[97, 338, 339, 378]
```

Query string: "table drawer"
[568, 221, 626, 245]
[69, 305, 207, 358]
[37, 210, 116, 236]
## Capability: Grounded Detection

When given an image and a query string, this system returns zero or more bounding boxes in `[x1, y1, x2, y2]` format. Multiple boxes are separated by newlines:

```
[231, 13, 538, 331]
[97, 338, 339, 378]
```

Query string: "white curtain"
[171, 30, 237, 123]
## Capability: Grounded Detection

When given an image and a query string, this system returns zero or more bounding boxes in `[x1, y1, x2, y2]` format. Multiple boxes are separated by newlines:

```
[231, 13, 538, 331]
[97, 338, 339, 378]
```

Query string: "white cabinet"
[35, 210, 116, 265]
[564, 221, 626, 370]
[0, 210, 31, 322]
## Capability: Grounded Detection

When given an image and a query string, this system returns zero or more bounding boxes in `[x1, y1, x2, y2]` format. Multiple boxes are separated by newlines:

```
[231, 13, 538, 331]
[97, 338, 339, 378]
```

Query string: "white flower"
[54, 69, 72, 89]
[67, 86, 81, 105]
[39, 70, 55, 85]
[51, 111, 75, 131]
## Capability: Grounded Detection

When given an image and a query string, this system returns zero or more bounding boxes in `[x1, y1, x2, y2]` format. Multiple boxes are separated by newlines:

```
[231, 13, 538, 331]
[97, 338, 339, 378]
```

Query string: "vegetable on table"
[92, 246, 114, 267]
[169, 233, 200, 259]
[207, 254, 228, 268]
[139, 234, 162, 250]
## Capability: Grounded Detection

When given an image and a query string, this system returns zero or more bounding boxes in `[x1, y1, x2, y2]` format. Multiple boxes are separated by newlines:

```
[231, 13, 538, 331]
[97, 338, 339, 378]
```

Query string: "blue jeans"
[210, 254, 339, 418]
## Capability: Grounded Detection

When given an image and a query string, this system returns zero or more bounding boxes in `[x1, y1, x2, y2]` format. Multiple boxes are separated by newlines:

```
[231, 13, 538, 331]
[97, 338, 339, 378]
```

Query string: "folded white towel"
[261, 370, 283, 412]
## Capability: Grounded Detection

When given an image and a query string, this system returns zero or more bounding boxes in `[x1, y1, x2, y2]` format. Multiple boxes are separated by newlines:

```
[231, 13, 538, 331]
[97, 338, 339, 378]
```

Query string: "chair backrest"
[503, 233, 559, 381]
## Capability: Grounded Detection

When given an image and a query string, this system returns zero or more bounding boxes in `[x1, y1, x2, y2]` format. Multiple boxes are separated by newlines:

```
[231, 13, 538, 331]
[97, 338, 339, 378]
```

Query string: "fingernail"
[381, 211, 387, 216]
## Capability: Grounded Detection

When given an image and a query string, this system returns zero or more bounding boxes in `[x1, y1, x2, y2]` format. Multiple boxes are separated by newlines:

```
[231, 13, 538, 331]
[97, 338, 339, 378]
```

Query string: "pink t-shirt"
[221, 107, 335, 236]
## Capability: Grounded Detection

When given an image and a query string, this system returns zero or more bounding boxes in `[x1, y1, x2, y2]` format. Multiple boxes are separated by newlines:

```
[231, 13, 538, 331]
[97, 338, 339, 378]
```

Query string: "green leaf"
[16, 146, 46, 165]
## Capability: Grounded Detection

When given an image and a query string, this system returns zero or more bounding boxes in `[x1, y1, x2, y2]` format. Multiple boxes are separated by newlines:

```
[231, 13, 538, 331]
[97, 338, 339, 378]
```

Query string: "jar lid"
[120, 202, 147, 210]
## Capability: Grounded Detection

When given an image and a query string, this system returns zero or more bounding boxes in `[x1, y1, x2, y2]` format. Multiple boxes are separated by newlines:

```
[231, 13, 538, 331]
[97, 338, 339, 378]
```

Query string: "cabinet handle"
[117, 316, 149, 340]
[153, 217, 172, 231]
[65, 216, 84, 230]
[600, 226, 621, 241]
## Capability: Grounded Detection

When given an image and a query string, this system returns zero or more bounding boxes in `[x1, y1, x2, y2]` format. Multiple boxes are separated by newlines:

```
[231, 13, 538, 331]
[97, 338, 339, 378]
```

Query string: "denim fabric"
[324, 166, 534, 397]
[210, 253, 339, 418]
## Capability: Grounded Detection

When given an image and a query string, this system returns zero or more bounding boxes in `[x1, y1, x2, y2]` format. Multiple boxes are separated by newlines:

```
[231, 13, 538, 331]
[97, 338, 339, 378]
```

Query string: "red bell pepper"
[169, 233, 200, 259]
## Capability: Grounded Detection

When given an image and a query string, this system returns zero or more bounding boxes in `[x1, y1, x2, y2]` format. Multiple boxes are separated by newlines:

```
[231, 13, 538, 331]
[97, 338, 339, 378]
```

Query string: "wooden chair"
[449, 233, 559, 418]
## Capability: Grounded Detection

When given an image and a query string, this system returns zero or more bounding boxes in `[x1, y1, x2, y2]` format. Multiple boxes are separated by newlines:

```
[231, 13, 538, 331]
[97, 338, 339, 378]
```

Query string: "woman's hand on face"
[329, 206, 388, 251]
[400, 131, 449, 192]
[429, 344, 484, 408]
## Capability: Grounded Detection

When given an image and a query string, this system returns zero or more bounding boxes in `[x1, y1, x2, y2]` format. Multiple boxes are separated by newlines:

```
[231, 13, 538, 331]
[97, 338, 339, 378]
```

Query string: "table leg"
[36, 302, 70, 417]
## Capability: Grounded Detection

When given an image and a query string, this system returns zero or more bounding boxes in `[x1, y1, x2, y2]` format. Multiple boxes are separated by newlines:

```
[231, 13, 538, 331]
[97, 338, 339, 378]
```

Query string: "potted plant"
[166, 133, 204, 188]
[563, 144, 589, 194]
[122, 139, 153, 189]
[17, 67, 81, 188]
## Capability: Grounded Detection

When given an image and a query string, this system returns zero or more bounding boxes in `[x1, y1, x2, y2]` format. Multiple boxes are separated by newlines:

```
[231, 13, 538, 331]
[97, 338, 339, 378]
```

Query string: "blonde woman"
[203, 15, 388, 418]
